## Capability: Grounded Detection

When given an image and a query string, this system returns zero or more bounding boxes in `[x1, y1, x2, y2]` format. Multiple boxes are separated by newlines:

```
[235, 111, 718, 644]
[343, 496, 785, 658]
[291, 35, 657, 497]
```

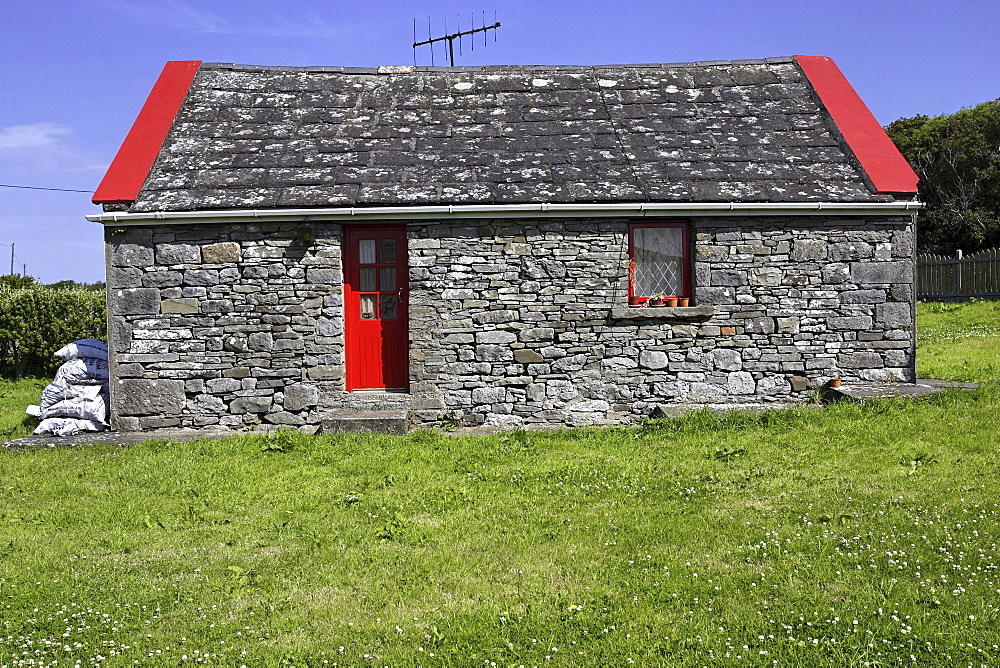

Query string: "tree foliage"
[887, 99, 1000, 254]
[0, 283, 107, 378]
[45, 279, 106, 292]
[0, 275, 39, 290]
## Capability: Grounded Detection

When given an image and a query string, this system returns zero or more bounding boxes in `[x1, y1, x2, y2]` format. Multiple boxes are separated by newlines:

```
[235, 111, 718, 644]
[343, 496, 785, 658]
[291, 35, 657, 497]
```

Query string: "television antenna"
[413, 11, 500, 67]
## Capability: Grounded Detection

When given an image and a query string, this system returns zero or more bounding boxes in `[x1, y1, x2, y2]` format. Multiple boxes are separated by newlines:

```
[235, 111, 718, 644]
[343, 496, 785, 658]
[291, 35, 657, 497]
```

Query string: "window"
[628, 221, 691, 300]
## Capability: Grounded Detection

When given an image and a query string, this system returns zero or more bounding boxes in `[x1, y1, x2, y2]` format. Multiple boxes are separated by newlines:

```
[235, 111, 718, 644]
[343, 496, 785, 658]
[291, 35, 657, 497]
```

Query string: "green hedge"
[0, 286, 107, 378]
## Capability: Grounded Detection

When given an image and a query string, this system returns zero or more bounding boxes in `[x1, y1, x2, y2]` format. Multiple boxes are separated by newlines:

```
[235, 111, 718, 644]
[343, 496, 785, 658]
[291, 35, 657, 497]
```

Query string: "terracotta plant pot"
[829, 377, 842, 388]
[628, 295, 642, 306]
[678, 297, 690, 307]
[665, 297, 679, 307]
[649, 297, 665, 306]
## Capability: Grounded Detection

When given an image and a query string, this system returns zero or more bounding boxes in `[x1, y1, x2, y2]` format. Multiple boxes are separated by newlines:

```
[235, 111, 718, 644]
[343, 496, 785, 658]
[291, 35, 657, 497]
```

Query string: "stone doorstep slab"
[320, 409, 408, 435]
[823, 378, 979, 402]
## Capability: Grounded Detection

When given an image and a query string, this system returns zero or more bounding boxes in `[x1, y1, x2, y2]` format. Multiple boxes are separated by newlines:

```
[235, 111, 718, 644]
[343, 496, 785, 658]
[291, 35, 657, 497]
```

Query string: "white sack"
[54, 357, 110, 386]
[40, 392, 108, 424]
[34, 417, 105, 437]
[25, 405, 40, 417]
[40, 378, 104, 410]
[53, 339, 108, 361]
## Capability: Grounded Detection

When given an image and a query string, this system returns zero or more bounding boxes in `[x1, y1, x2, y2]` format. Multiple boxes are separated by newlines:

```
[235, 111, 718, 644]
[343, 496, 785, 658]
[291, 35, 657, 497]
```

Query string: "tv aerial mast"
[413, 11, 501, 67]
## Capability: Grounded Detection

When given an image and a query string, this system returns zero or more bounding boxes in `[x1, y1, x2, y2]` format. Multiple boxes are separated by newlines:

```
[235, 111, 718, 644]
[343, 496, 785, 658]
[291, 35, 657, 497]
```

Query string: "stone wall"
[105, 215, 915, 430]
[106, 222, 345, 431]
[407, 216, 914, 427]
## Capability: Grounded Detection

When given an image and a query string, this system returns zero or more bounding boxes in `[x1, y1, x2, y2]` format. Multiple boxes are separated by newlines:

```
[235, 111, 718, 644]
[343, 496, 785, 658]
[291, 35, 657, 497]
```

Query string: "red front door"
[344, 225, 409, 391]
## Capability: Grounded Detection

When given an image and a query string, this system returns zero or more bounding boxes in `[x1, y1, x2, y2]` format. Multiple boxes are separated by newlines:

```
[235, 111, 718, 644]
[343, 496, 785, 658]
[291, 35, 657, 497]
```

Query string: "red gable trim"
[794, 55, 918, 195]
[92, 61, 202, 205]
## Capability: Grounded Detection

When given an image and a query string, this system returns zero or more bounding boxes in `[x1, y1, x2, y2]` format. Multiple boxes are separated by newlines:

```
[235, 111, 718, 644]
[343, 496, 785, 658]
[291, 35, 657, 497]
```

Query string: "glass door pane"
[380, 295, 398, 320]
[379, 266, 396, 292]
[359, 239, 376, 264]
[359, 267, 377, 292]
[378, 239, 396, 264]
[360, 295, 376, 319]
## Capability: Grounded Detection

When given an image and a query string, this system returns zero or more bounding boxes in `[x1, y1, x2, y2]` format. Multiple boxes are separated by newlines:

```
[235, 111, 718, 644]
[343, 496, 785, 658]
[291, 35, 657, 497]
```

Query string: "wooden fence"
[917, 248, 1000, 300]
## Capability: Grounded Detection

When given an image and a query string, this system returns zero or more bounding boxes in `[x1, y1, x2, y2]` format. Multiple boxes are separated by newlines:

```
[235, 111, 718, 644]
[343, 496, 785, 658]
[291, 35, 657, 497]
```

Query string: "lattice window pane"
[633, 227, 684, 296]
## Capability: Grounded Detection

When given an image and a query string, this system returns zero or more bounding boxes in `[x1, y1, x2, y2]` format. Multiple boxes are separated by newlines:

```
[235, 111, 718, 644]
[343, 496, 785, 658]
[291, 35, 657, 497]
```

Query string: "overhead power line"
[0, 183, 91, 193]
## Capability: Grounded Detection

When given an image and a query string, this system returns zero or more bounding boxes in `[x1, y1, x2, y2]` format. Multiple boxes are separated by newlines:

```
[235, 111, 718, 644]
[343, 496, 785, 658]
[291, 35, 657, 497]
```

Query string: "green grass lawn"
[917, 299, 1000, 382]
[1, 303, 999, 666]
[0, 376, 46, 443]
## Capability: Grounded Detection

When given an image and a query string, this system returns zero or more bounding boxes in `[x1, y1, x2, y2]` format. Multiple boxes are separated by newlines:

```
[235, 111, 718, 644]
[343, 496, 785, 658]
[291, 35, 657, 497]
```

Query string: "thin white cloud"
[163, 0, 233, 33]
[0, 123, 73, 151]
[97, 0, 232, 33]
[0, 123, 106, 178]
[98, 0, 359, 39]
[252, 7, 362, 40]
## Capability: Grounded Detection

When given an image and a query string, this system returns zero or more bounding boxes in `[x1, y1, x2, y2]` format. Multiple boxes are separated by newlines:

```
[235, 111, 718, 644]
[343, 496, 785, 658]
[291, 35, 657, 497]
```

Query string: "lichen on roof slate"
[130, 58, 885, 213]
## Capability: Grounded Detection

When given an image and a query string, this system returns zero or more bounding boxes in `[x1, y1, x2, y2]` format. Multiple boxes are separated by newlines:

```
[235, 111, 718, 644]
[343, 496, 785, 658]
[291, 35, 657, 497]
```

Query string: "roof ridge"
[198, 56, 796, 74]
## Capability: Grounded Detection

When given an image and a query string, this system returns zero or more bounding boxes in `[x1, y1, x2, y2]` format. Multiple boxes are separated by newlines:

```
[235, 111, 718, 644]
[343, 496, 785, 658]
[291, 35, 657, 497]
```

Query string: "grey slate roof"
[131, 57, 887, 213]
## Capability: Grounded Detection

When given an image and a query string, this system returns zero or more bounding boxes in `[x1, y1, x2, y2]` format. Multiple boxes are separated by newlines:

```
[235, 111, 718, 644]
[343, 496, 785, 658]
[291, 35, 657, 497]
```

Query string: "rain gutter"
[87, 201, 922, 226]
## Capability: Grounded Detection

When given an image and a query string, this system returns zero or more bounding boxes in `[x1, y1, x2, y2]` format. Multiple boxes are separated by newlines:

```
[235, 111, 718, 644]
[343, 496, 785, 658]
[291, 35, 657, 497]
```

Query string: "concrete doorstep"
[320, 409, 409, 435]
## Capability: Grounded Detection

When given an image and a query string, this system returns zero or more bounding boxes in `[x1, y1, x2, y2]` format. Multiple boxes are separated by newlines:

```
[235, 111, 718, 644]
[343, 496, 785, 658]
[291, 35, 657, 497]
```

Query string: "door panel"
[344, 226, 409, 391]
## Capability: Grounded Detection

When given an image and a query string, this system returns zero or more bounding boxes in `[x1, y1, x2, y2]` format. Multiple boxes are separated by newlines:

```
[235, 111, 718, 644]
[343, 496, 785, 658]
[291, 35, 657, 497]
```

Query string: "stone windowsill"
[610, 304, 717, 320]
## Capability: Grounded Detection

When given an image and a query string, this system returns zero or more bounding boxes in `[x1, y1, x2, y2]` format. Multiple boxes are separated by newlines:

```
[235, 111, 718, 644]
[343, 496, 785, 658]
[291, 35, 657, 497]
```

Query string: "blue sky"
[1, 0, 997, 283]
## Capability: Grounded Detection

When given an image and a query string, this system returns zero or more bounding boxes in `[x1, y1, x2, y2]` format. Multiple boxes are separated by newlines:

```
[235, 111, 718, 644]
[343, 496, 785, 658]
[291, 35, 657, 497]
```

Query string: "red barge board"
[795, 55, 918, 195]
[92, 61, 202, 205]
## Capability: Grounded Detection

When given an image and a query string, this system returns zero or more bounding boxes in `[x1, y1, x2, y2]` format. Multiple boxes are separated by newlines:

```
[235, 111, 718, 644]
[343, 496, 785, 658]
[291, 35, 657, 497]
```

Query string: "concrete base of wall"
[822, 378, 978, 403]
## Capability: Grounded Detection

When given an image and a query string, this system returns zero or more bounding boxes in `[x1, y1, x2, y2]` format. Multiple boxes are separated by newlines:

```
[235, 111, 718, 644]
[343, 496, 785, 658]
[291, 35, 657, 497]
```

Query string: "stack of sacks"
[26, 339, 110, 436]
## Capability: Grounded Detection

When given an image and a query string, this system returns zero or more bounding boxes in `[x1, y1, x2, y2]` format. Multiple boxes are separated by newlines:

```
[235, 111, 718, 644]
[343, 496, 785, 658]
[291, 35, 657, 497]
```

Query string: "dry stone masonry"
[108, 223, 344, 431]
[107, 214, 914, 430]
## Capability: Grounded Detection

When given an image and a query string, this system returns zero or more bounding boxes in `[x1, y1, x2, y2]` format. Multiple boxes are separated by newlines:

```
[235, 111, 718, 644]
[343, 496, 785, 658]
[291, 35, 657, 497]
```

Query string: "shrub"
[0, 285, 107, 378]
[0, 275, 39, 290]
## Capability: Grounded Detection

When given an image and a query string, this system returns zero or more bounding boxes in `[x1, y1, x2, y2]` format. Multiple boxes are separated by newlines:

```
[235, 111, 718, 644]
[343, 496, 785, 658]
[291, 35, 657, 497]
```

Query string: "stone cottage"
[88, 55, 920, 431]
